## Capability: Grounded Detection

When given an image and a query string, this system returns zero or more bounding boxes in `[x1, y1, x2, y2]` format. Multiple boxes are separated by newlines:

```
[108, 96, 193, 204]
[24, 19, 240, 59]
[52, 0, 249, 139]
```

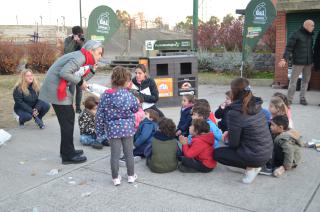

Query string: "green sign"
[86, 5, 120, 45]
[145, 39, 192, 51]
[242, 0, 276, 62]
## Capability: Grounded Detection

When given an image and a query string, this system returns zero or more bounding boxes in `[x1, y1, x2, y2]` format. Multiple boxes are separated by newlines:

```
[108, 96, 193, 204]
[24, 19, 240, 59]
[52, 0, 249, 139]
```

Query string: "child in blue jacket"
[176, 94, 194, 137]
[133, 109, 159, 157]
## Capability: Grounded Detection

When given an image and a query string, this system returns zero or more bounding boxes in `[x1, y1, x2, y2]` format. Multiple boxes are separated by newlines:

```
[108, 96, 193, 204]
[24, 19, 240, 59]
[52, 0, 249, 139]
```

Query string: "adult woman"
[13, 69, 50, 129]
[131, 64, 164, 117]
[39, 40, 104, 164]
[214, 78, 273, 184]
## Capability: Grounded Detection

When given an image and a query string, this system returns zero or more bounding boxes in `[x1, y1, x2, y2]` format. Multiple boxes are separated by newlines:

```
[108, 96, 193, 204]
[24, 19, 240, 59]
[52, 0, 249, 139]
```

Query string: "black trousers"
[52, 104, 76, 158]
[181, 157, 213, 173]
[75, 85, 82, 110]
[214, 147, 266, 169]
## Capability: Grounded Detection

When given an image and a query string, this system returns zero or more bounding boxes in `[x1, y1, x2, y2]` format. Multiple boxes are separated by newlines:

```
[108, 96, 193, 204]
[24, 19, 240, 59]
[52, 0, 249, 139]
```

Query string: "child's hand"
[176, 130, 182, 136]
[179, 135, 188, 145]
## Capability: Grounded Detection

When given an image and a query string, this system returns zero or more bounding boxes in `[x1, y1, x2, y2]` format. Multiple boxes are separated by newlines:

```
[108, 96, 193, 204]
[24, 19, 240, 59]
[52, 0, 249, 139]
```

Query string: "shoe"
[34, 117, 45, 129]
[101, 140, 110, 146]
[273, 166, 285, 177]
[91, 141, 103, 150]
[259, 165, 273, 176]
[300, 98, 308, 106]
[13, 112, 20, 124]
[76, 108, 82, 114]
[128, 174, 138, 183]
[242, 167, 261, 184]
[112, 175, 121, 186]
[75, 149, 84, 155]
[62, 155, 87, 165]
[134, 156, 142, 163]
[178, 164, 198, 173]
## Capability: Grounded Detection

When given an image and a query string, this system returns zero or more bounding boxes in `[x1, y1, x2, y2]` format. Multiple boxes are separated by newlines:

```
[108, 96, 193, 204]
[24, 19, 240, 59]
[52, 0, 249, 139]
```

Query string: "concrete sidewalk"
[1, 75, 320, 212]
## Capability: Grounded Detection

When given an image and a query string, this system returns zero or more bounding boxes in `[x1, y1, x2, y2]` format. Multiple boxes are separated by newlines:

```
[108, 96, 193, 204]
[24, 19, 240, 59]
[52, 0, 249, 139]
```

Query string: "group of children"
[77, 66, 303, 186]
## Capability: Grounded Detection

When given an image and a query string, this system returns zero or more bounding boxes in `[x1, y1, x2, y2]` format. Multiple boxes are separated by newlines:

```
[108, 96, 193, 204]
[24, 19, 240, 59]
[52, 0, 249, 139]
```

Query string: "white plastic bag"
[0, 129, 12, 146]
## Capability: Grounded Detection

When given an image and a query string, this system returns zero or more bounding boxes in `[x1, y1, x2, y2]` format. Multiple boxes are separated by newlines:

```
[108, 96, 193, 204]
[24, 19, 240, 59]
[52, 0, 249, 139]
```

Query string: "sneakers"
[112, 175, 121, 186]
[300, 98, 308, 106]
[273, 166, 286, 177]
[128, 174, 138, 183]
[119, 156, 141, 167]
[91, 141, 103, 150]
[242, 167, 261, 184]
[259, 165, 273, 176]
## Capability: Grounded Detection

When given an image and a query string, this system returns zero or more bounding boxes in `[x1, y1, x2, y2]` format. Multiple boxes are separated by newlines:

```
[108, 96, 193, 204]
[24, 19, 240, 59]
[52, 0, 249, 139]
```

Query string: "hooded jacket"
[227, 97, 273, 165]
[182, 132, 217, 169]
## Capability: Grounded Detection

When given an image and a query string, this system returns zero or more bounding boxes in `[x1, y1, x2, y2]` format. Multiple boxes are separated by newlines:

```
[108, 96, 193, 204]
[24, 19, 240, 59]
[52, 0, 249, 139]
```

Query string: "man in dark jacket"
[279, 20, 315, 105]
[64, 26, 85, 113]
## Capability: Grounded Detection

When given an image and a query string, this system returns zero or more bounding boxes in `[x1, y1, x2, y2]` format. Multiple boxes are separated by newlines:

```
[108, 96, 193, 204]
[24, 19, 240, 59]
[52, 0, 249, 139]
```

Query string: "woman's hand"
[179, 135, 188, 145]
[32, 109, 39, 117]
[176, 130, 182, 136]
[278, 59, 287, 68]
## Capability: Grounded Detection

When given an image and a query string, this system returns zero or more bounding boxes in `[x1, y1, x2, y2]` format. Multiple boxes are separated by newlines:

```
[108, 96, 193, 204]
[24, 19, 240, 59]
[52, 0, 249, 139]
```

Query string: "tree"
[221, 14, 235, 27]
[261, 23, 276, 52]
[207, 16, 220, 27]
[219, 15, 243, 51]
[116, 10, 131, 26]
[154, 16, 163, 29]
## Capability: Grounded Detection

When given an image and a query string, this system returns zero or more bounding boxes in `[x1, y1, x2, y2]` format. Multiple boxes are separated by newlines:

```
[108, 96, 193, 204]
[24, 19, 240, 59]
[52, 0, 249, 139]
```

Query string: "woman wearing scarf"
[39, 40, 104, 164]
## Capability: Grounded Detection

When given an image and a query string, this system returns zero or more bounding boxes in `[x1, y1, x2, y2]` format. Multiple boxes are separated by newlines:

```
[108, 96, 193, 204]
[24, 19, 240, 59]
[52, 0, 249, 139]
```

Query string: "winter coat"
[39, 51, 86, 105]
[132, 77, 159, 110]
[134, 118, 158, 148]
[78, 108, 95, 136]
[95, 88, 139, 140]
[182, 132, 217, 169]
[177, 106, 193, 136]
[314, 31, 320, 71]
[274, 129, 303, 169]
[13, 84, 42, 114]
[64, 36, 82, 54]
[145, 131, 178, 173]
[215, 105, 231, 132]
[283, 27, 314, 65]
[227, 97, 273, 165]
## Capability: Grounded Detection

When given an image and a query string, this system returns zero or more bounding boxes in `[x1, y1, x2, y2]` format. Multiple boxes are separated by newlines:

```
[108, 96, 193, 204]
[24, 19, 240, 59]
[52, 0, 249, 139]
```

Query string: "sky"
[0, 0, 250, 28]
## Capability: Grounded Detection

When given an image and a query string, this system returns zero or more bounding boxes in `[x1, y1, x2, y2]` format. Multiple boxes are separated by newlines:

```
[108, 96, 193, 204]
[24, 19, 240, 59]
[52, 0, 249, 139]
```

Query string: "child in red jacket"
[178, 119, 217, 173]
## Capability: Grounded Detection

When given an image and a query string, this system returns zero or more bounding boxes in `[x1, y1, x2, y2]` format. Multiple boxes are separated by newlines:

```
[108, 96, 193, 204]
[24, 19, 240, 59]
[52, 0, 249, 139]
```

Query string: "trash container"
[145, 55, 198, 107]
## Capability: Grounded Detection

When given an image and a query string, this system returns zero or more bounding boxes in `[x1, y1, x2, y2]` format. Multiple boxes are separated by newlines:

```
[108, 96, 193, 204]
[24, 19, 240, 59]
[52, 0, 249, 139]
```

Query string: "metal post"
[79, 0, 82, 27]
[16, 15, 18, 25]
[193, 0, 199, 51]
[40, 16, 43, 25]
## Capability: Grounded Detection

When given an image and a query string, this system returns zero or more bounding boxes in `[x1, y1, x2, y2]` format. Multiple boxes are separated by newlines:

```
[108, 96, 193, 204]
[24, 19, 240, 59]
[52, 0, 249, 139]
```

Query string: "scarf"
[57, 48, 95, 101]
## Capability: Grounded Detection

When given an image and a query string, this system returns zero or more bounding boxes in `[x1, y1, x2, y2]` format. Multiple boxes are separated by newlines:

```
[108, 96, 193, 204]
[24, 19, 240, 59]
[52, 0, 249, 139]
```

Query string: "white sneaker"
[128, 174, 138, 183]
[13, 112, 19, 124]
[112, 175, 121, 186]
[242, 167, 261, 184]
[134, 156, 141, 163]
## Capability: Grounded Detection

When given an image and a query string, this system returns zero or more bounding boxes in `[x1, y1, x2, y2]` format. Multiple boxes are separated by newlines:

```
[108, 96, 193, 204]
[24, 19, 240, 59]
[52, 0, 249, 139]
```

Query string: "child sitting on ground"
[191, 106, 222, 148]
[270, 115, 303, 177]
[269, 96, 294, 128]
[214, 91, 232, 132]
[176, 94, 195, 137]
[273, 92, 293, 128]
[133, 109, 159, 157]
[78, 96, 108, 149]
[145, 118, 178, 173]
[194, 99, 217, 124]
[178, 119, 217, 173]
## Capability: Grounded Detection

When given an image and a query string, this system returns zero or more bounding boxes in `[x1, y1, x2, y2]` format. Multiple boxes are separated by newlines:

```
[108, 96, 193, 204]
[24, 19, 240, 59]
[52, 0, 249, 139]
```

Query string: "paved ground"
[1, 74, 320, 212]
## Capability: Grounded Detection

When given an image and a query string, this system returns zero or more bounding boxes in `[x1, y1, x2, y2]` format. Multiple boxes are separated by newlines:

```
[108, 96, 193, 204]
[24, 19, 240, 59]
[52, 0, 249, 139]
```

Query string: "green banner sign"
[86, 5, 120, 45]
[145, 39, 192, 51]
[242, 0, 276, 62]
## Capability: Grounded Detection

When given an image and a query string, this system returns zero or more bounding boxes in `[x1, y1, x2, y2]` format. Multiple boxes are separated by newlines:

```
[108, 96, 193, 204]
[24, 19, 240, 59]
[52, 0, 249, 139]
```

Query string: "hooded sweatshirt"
[182, 132, 217, 169]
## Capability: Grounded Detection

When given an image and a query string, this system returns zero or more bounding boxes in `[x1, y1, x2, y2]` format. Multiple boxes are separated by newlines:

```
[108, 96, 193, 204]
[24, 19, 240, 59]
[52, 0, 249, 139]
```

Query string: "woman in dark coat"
[13, 69, 50, 129]
[214, 78, 273, 184]
[131, 64, 164, 117]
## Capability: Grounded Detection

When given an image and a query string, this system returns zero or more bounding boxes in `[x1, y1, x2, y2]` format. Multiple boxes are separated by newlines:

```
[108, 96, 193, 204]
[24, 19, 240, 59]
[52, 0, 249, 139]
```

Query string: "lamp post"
[79, 0, 82, 27]
[39, 16, 43, 25]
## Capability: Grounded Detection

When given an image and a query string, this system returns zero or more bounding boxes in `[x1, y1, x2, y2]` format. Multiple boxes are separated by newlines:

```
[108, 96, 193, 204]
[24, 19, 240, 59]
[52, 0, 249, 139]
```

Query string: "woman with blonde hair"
[13, 69, 50, 128]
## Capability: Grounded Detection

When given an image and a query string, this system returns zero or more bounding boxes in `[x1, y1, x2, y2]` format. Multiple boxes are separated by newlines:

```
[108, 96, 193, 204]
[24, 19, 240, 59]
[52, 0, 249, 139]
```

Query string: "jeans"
[110, 137, 135, 178]
[14, 100, 50, 125]
[180, 157, 213, 173]
[75, 85, 82, 110]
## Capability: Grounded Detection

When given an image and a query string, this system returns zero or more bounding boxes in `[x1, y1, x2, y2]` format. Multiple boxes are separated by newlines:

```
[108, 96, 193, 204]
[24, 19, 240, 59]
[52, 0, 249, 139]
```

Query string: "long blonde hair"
[15, 69, 40, 95]
[270, 96, 288, 116]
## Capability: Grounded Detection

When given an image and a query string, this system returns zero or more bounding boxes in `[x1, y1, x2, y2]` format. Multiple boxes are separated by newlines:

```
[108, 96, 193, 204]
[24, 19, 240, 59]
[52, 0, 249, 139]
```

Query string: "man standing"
[279, 20, 315, 105]
[64, 26, 85, 113]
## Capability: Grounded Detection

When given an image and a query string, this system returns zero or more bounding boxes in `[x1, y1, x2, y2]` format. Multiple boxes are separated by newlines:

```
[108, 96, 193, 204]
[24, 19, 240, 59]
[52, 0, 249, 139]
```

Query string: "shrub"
[0, 41, 25, 75]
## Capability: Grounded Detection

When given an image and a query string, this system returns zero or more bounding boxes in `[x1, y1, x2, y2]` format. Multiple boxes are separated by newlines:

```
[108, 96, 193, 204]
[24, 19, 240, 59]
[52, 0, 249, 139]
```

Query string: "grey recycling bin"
[147, 55, 198, 107]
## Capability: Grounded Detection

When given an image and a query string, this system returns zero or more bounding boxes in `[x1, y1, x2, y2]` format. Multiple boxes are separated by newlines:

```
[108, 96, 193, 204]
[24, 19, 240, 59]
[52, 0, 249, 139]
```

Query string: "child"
[194, 99, 217, 124]
[269, 96, 294, 128]
[214, 91, 232, 132]
[273, 92, 293, 128]
[270, 115, 303, 177]
[176, 94, 195, 137]
[133, 109, 159, 157]
[191, 106, 222, 148]
[96, 66, 139, 186]
[145, 118, 178, 173]
[78, 95, 107, 149]
[178, 119, 217, 173]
